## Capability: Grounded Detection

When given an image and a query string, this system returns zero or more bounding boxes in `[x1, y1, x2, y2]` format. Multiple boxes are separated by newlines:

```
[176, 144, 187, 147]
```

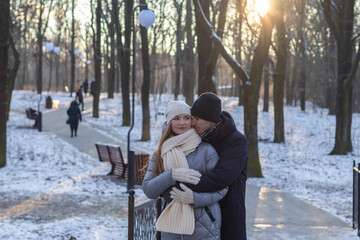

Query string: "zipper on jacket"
[205, 206, 215, 222]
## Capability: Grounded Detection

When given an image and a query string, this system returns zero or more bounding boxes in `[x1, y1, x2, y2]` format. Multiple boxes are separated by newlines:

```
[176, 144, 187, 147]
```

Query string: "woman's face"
[171, 114, 192, 135]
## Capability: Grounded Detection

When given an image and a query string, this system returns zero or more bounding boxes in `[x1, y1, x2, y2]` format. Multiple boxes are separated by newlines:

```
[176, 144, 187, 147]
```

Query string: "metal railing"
[128, 190, 162, 240]
[353, 161, 360, 236]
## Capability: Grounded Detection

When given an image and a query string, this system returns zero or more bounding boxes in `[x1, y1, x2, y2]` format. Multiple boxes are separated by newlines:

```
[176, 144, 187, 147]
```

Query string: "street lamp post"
[127, 4, 155, 192]
[53, 46, 61, 92]
[45, 42, 61, 109]
[37, 41, 54, 132]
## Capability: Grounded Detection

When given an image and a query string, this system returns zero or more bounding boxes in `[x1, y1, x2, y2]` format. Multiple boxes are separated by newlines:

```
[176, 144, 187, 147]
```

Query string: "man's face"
[192, 116, 215, 135]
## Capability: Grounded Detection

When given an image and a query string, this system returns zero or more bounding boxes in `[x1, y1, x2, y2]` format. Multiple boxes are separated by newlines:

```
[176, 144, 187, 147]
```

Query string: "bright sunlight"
[254, 0, 270, 17]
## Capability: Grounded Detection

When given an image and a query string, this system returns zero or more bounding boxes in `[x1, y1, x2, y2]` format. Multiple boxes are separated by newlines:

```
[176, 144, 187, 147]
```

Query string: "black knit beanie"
[191, 92, 221, 123]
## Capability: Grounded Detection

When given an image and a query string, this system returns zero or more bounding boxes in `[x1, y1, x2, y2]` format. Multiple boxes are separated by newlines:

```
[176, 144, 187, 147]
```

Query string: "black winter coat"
[76, 89, 83, 102]
[67, 101, 82, 128]
[187, 111, 248, 240]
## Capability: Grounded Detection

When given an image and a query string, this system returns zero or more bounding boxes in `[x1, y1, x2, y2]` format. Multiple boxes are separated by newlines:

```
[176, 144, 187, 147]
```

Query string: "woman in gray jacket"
[142, 100, 227, 240]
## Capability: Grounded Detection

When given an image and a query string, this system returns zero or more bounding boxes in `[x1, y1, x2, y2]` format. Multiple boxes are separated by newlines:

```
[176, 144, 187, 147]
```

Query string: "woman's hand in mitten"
[170, 183, 194, 204]
[172, 168, 201, 185]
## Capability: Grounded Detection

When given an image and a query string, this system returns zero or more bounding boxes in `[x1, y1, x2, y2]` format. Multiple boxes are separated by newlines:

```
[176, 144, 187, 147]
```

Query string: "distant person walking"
[76, 86, 84, 111]
[83, 79, 89, 97]
[90, 80, 95, 97]
[66, 100, 82, 137]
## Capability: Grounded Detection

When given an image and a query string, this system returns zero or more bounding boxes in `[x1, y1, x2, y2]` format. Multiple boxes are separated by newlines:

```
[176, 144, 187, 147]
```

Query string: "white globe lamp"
[53, 46, 61, 54]
[45, 42, 54, 52]
[138, 9, 155, 28]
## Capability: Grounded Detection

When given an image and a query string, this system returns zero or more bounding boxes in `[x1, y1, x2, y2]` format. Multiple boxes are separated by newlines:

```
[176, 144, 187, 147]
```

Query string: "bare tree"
[139, 1, 151, 141]
[262, 58, 272, 112]
[121, 0, 134, 126]
[6, 32, 20, 120]
[193, 0, 215, 95]
[104, 1, 115, 98]
[173, 0, 184, 99]
[193, 0, 278, 177]
[182, 0, 195, 105]
[296, 0, 307, 111]
[70, 0, 75, 96]
[273, 0, 287, 143]
[90, 0, 102, 118]
[322, 0, 358, 154]
[234, 0, 247, 106]
[194, 0, 230, 95]
[0, 0, 10, 168]
[36, 0, 54, 94]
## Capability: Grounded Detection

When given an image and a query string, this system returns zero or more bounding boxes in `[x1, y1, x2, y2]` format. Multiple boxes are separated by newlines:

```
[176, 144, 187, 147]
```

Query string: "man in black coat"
[186, 92, 248, 240]
[83, 79, 89, 97]
[76, 86, 84, 111]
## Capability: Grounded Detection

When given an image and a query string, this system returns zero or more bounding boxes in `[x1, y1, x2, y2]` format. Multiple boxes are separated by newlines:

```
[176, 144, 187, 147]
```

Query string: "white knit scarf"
[155, 128, 202, 235]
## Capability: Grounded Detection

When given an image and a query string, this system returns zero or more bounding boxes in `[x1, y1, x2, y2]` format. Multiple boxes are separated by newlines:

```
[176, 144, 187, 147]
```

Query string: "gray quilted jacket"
[142, 142, 228, 240]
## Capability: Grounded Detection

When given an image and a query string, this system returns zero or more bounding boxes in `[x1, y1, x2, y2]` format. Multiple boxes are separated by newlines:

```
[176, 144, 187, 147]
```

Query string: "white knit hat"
[165, 100, 191, 123]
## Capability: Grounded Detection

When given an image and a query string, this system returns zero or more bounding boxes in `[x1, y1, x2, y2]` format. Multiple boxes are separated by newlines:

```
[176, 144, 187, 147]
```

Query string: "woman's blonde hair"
[153, 123, 175, 175]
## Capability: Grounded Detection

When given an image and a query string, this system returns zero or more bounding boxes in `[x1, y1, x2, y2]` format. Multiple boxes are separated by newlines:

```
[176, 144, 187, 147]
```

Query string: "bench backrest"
[107, 145, 127, 179]
[25, 108, 36, 119]
[95, 143, 111, 162]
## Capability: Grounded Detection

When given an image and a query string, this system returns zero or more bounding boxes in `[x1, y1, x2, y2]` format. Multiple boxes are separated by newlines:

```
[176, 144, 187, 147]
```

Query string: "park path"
[42, 97, 355, 240]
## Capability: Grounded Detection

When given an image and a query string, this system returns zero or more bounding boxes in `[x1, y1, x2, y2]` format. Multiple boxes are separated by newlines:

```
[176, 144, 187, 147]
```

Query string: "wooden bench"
[25, 108, 39, 128]
[95, 143, 113, 175]
[107, 144, 127, 179]
[95, 143, 150, 185]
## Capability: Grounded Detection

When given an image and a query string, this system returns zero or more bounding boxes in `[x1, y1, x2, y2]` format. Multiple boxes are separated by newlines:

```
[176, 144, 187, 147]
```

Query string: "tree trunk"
[244, 12, 275, 178]
[296, 0, 306, 111]
[273, 3, 287, 143]
[262, 60, 270, 112]
[70, 0, 75, 97]
[120, 0, 133, 126]
[174, 1, 183, 99]
[194, 0, 212, 95]
[93, 0, 102, 118]
[85, 25, 90, 84]
[7, 33, 20, 120]
[193, 0, 268, 178]
[196, 0, 229, 95]
[331, 38, 354, 154]
[55, 36, 60, 92]
[235, 0, 245, 106]
[139, 2, 151, 141]
[326, 32, 336, 115]
[285, 56, 292, 106]
[322, 0, 355, 154]
[0, 0, 9, 168]
[183, 0, 195, 105]
[108, 4, 115, 99]
[20, 7, 28, 90]
[36, 6, 44, 94]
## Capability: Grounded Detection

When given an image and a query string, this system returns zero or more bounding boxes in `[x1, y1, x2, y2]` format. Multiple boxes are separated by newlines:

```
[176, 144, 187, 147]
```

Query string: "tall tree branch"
[193, 0, 249, 84]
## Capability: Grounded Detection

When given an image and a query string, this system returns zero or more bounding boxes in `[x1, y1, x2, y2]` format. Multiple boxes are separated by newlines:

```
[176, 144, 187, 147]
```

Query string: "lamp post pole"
[127, 3, 155, 192]
[127, 3, 147, 192]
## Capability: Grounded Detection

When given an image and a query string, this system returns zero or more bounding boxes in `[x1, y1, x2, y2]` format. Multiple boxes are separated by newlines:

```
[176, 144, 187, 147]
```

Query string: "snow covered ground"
[1, 90, 360, 239]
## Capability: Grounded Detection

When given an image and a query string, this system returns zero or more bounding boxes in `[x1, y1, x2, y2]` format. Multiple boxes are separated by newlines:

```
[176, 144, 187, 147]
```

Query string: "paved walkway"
[43, 97, 356, 240]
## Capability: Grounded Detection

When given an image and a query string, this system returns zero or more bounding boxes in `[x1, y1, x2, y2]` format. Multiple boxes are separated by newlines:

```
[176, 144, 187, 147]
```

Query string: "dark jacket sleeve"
[187, 132, 247, 192]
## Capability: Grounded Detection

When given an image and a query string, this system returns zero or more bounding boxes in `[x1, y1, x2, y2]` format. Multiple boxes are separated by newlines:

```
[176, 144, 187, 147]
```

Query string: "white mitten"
[172, 168, 201, 185]
[170, 183, 194, 204]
